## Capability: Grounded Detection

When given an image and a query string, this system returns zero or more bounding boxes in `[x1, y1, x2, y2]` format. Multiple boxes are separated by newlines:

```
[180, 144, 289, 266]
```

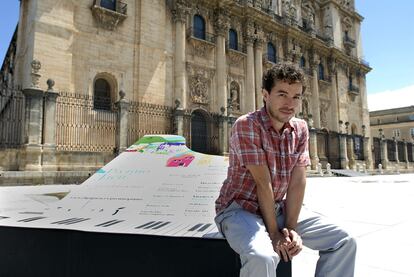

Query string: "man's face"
[262, 80, 303, 130]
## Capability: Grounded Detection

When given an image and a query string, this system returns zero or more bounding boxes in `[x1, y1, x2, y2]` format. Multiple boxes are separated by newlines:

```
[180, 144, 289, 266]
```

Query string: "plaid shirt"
[215, 107, 310, 215]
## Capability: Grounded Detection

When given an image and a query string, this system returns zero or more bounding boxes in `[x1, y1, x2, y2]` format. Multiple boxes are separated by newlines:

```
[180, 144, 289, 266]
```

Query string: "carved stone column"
[380, 137, 389, 169]
[254, 37, 264, 110]
[310, 58, 321, 128]
[393, 138, 399, 164]
[363, 137, 373, 170]
[347, 135, 355, 170]
[215, 10, 229, 154]
[245, 23, 256, 112]
[116, 90, 130, 154]
[308, 128, 319, 170]
[21, 60, 44, 171]
[42, 79, 59, 171]
[328, 58, 339, 132]
[172, 4, 187, 136]
[22, 88, 44, 171]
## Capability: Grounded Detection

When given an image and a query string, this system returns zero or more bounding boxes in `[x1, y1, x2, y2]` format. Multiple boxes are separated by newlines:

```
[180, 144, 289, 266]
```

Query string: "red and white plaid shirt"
[215, 107, 310, 215]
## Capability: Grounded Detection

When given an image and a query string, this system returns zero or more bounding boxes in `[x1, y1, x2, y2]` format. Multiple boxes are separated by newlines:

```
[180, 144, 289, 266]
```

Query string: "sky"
[0, 1, 413, 111]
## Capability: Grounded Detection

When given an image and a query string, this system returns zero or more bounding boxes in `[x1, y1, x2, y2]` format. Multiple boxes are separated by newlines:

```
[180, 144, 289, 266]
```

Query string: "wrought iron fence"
[55, 92, 118, 152]
[353, 135, 364, 160]
[127, 101, 173, 147]
[386, 139, 396, 161]
[398, 141, 405, 162]
[408, 142, 414, 162]
[0, 87, 24, 148]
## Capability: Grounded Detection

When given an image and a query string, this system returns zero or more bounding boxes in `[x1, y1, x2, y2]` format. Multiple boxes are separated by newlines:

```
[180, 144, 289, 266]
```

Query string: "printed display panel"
[0, 135, 228, 238]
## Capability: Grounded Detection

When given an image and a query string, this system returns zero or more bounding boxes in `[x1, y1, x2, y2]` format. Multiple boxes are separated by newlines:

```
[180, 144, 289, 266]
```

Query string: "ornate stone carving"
[229, 81, 240, 111]
[172, 0, 188, 23]
[328, 57, 337, 76]
[188, 37, 215, 58]
[186, 63, 215, 105]
[244, 21, 256, 45]
[91, 3, 127, 31]
[320, 100, 330, 128]
[30, 59, 41, 88]
[214, 9, 230, 37]
[254, 25, 265, 47]
[227, 50, 246, 66]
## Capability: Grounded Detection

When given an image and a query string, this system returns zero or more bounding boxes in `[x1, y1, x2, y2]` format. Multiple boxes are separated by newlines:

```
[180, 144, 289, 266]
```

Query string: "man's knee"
[242, 249, 280, 270]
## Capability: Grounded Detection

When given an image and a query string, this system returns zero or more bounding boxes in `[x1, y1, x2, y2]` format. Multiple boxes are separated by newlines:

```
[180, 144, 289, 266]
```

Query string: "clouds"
[367, 84, 414, 111]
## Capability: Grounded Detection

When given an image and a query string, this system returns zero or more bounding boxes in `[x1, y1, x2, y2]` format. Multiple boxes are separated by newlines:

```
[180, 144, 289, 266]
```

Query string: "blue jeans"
[215, 201, 356, 277]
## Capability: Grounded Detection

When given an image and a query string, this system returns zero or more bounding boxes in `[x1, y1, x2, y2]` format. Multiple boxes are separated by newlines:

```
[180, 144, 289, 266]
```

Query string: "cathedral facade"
[0, 0, 372, 171]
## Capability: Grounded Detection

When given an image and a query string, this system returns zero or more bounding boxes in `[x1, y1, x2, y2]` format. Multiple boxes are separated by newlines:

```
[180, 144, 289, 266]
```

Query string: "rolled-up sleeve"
[295, 124, 311, 167]
[231, 118, 267, 167]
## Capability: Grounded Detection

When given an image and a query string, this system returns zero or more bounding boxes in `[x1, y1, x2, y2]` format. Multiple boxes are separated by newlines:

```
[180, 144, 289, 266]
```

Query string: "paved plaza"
[295, 173, 414, 277]
[1, 173, 413, 276]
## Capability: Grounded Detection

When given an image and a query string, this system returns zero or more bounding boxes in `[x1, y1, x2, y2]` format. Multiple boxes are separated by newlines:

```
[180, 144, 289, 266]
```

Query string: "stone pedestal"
[116, 98, 130, 154]
[22, 88, 44, 171]
[339, 134, 349, 169]
[41, 91, 59, 171]
[363, 137, 373, 170]
[219, 115, 228, 155]
[347, 135, 355, 169]
[380, 139, 389, 169]
[309, 128, 319, 170]
[174, 108, 185, 136]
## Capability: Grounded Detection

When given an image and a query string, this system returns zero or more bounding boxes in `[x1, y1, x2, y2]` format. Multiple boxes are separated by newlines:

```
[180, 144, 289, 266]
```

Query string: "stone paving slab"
[293, 174, 414, 277]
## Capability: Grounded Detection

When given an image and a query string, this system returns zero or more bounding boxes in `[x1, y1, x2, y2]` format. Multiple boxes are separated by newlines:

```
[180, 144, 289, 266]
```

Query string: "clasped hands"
[271, 228, 303, 262]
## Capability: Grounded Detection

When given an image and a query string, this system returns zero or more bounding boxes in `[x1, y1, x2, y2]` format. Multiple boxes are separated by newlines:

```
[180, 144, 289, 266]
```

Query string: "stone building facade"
[1, 0, 372, 171]
[369, 106, 414, 170]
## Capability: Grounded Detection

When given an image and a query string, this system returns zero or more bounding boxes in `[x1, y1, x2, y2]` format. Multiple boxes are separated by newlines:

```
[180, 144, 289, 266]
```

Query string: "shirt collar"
[259, 107, 296, 134]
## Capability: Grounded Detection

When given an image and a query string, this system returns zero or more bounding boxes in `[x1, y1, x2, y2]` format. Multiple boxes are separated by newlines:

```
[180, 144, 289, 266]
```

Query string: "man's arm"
[284, 165, 307, 257]
[285, 165, 306, 229]
[245, 164, 292, 262]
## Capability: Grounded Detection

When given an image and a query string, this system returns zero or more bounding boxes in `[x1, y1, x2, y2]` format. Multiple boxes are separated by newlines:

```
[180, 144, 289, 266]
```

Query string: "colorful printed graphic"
[166, 153, 195, 167]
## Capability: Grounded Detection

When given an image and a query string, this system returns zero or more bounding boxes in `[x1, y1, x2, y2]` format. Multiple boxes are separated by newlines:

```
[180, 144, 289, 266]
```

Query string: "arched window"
[193, 14, 206, 40]
[229, 29, 238, 51]
[100, 0, 116, 11]
[318, 63, 325, 80]
[94, 78, 111, 110]
[300, 56, 306, 68]
[267, 42, 277, 63]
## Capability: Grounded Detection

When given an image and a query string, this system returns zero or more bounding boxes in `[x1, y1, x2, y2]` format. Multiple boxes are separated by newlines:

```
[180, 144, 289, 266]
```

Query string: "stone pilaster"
[116, 91, 130, 154]
[173, 5, 187, 110]
[245, 22, 256, 112]
[403, 141, 409, 169]
[254, 36, 264, 110]
[328, 58, 339, 132]
[393, 138, 399, 164]
[22, 87, 44, 171]
[309, 128, 319, 170]
[215, 10, 229, 153]
[41, 79, 59, 171]
[310, 59, 321, 129]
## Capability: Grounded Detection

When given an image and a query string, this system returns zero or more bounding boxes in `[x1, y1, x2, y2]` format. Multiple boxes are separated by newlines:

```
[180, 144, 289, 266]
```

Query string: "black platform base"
[0, 226, 291, 277]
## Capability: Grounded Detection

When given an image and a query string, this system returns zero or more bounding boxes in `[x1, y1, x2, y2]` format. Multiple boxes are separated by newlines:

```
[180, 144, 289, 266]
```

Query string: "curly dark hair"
[262, 62, 306, 94]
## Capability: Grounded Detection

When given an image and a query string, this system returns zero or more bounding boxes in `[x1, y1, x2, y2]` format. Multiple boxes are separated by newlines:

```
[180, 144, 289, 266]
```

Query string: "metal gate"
[191, 110, 208, 154]
[373, 137, 381, 168]
[328, 132, 340, 169]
